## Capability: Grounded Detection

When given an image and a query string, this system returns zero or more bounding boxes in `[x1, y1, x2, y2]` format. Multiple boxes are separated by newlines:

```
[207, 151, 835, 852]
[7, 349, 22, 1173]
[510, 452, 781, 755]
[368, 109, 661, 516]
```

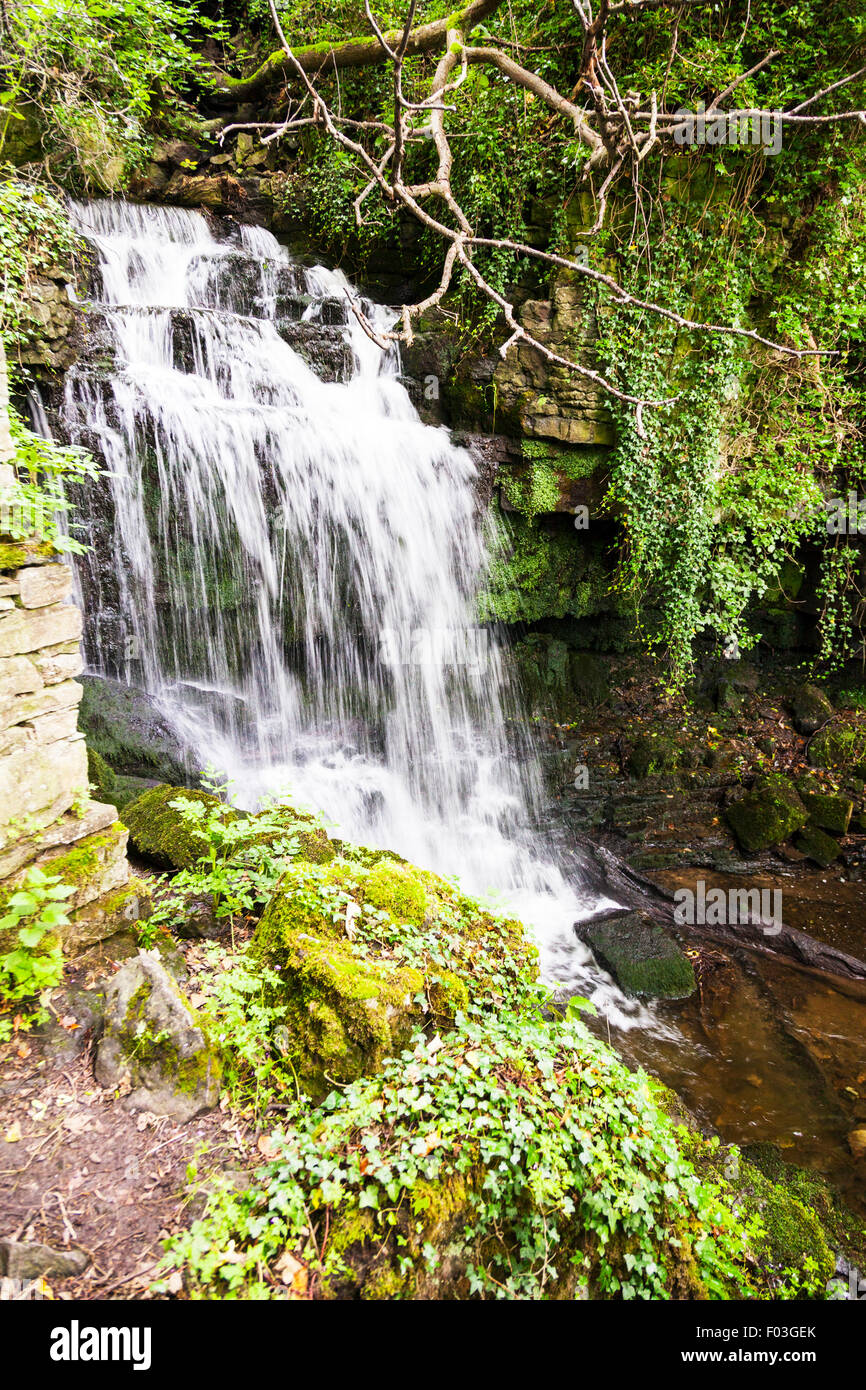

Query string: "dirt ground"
[0, 931, 256, 1301]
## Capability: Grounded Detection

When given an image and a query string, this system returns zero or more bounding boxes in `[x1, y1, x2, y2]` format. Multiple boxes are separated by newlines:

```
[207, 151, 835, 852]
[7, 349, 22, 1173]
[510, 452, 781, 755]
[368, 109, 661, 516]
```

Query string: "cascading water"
[62, 198, 643, 1022]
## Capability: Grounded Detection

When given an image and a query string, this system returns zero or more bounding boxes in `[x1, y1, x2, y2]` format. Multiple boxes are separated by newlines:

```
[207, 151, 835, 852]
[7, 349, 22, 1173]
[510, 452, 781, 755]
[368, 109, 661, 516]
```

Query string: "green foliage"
[160, 1006, 757, 1300]
[0, 866, 73, 1038]
[145, 777, 323, 946]
[4, 402, 100, 555]
[0, 178, 81, 344]
[0, 0, 220, 185]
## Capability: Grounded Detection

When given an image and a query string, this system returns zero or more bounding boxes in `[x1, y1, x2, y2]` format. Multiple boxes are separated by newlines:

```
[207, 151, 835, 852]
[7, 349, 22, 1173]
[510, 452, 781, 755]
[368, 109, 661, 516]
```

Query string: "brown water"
[611, 866, 866, 1208]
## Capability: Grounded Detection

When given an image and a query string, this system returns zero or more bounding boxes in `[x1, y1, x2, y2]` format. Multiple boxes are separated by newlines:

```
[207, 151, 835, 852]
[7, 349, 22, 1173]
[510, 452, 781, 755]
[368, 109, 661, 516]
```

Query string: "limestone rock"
[95, 950, 222, 1121]
[18, 563, 72, 609]
[0, 601, 82, 658]
[0, 1239, 88, 1281]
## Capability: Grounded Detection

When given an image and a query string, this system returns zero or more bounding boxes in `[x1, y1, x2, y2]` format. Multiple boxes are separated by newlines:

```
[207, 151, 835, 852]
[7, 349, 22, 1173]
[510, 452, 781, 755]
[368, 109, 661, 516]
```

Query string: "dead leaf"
[5, 1121, 22, 1142]
[257, 1133, 278, 1158]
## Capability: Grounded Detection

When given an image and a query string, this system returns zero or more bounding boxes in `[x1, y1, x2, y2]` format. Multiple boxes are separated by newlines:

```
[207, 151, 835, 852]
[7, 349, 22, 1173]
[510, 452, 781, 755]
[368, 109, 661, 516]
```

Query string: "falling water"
[62, 198, 644, 1022]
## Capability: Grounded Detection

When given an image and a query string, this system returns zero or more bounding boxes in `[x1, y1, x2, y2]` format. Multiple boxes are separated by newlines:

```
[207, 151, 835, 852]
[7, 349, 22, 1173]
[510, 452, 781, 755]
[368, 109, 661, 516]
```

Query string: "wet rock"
[0, 1239, 88, 1280]
[78, 675, 193, 784]
[725, 774, 808, 853]
[794, 826, 842, 868]
[94, 950, 221, 1121]
[790, 683, 834, 735]
[576, 910, 696, 1000]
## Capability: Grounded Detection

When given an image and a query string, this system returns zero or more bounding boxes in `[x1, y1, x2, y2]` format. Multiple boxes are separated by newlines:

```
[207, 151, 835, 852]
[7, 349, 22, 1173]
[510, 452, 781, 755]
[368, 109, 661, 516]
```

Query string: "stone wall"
[0, 345, 141, 953]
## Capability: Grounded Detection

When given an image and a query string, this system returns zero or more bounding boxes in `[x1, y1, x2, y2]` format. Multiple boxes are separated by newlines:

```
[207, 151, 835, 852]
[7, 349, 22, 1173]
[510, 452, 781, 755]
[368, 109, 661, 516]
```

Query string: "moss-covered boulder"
[800, 789, 853, 836]
[627, 734, 684, 779]
[578, 911, 696, 1000]
[122, 784, 229, 870]
[790, 683, 834, 736]
[808, 714, 866, 773]
[94, 949, 221, 1121]
[794, 826, 841, 868]
[725, 774, 808, 853]
[122, 784, 338, 872]
[253, 856, 537, 1099]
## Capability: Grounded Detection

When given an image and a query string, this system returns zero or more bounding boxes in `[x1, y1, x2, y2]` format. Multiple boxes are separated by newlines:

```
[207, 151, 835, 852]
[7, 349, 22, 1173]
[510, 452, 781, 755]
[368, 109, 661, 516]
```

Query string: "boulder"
[799, 789, 853, 836]
[790, 683, 834, 735]
[0, 1239, 88, 1281]
[121, 783, 337, 872]
[121, 784, 229, 870]
[725, 774, 808, 853]
[94, 950, 221, 1121]
[576, 911, 696, 1000]
[808, 714, 866, 773]
[793, 826, 841, 868]
[78, 675, 193, 784]
[253, 855, 536, 1099]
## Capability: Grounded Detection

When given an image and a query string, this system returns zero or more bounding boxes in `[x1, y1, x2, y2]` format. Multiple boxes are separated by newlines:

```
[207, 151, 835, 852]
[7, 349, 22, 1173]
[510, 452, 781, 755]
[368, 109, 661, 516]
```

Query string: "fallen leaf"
[5, 1121, 22, 1142]
[257, 1133, 278, 1158]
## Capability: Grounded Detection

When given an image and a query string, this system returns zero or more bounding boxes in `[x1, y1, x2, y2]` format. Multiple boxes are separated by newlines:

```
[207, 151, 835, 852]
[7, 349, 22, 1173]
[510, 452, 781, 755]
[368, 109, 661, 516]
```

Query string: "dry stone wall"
[0, 345, 141, 952]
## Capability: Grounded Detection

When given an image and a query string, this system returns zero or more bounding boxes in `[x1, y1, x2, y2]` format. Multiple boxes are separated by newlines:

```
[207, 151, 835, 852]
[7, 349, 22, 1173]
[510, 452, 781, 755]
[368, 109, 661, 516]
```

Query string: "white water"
[63, 199, 646, 1025]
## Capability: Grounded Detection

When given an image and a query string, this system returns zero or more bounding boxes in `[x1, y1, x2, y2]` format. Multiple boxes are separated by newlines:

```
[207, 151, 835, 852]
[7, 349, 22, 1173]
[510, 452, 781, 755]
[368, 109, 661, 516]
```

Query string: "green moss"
[794, 825, 841, 867]
[479, 515, 612, 625]
[365, 861, 428, 925]
[800, 789, 853, 835]
[583, 914, 696, 1000]
[809, 716, 866, 773]
[121, 784, 230, 870]
[725, 773, 809, 852]
[252, 855, 537, 1098]
[87, 745, 117, 802]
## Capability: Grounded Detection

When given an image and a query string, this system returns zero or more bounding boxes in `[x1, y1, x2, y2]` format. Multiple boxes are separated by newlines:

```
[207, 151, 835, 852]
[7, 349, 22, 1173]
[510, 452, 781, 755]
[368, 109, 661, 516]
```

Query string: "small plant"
[0, 866, 73, 1040]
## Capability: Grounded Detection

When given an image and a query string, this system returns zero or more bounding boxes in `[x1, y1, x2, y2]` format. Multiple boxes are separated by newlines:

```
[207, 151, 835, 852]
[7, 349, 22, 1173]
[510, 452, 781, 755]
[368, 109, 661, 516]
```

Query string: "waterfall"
[62, 198, 643, 1023]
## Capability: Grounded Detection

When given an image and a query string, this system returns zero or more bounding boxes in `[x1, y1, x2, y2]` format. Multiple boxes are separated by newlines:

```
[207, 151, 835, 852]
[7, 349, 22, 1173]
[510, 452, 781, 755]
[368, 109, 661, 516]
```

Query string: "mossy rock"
[794, 826, 841, 868]
[253, 855, 536, 1099]
[627, 734, 684, 779]
[94, 949, 221, 1121]
[675, 1135, 840, 1293]
[808, 715, 866, 774]
[800, 789, 853, 836]
[790, 683, 834, 736]
[121, 784, 230, 870]
[725, 774, 808, 853]
[86, 745, 117, 803]
[578, 911, 696, 1000]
